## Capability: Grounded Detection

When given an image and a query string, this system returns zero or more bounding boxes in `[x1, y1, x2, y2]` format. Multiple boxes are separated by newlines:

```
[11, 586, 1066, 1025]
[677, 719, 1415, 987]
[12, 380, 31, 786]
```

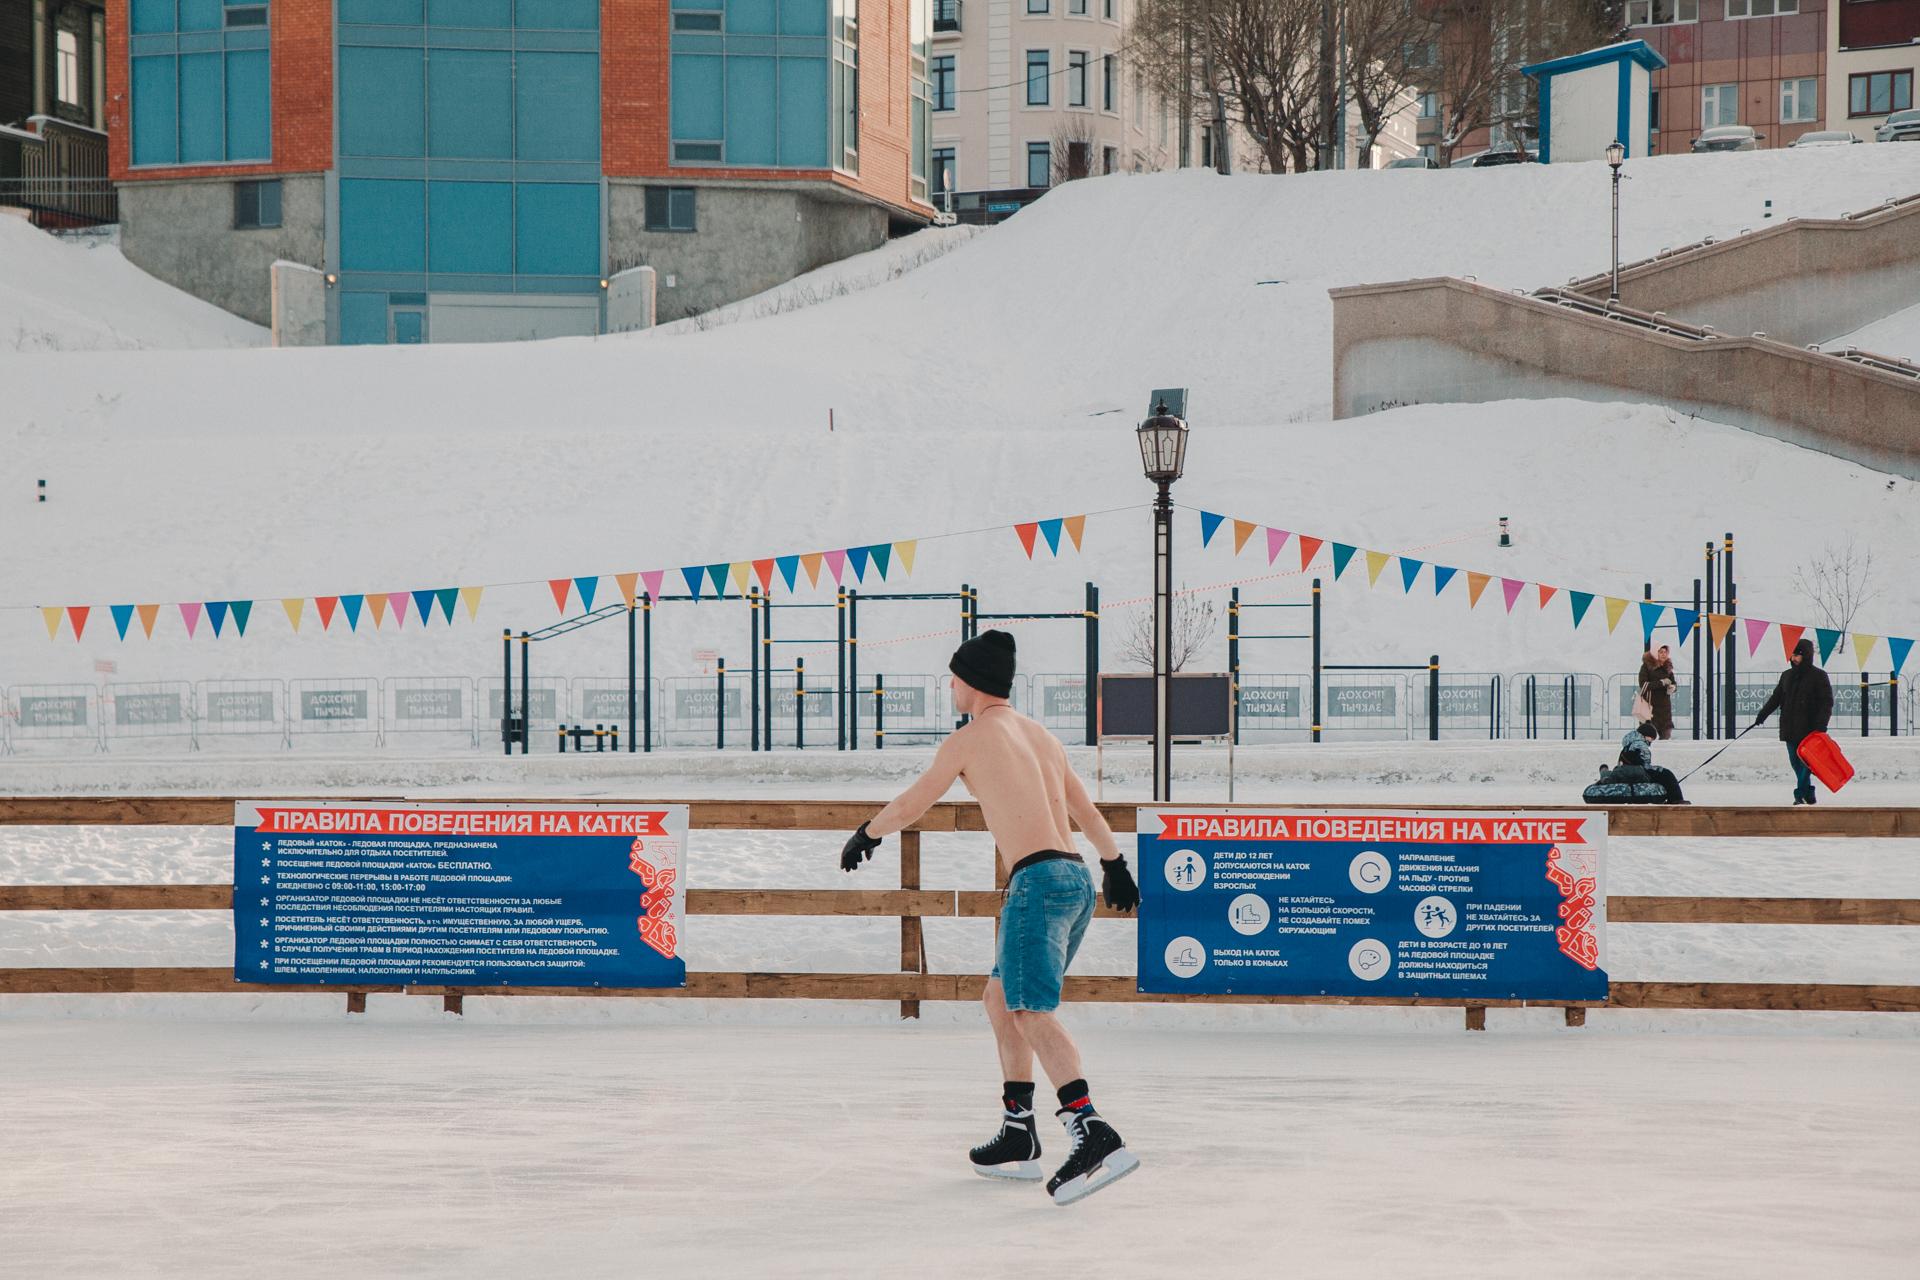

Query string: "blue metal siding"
[130, 56, 177, 165]
[339, 46, 425, 157]
[777, 57, 830, 166]
[225, 50, 272, 160]
[514, 52, 600, 161]
[339, 178, 427, 272]
[428, 49, 513, 158]
[427, 181, 514, 274]
[514, 183, 599, 276]
[339, 292, 391, 345]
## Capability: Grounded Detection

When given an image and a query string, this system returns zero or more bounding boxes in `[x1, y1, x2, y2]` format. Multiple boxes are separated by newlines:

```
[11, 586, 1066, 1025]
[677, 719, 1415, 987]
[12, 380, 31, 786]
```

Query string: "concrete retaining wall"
[269, 260, 325, 347]
[1330, 277, 1920, 478]
[1567, 195, 1920, 346]
[118, 175, 326, 328]
[606, 265, 656, 334]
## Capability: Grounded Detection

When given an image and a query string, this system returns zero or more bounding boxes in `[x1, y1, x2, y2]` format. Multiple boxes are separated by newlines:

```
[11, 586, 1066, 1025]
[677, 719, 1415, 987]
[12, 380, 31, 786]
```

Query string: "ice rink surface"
[2, 1017, 1916, 1279]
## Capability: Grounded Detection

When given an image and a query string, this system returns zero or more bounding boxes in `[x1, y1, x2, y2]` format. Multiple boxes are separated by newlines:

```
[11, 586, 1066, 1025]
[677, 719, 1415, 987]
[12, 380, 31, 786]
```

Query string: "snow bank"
[1829, 299, 1920, 362]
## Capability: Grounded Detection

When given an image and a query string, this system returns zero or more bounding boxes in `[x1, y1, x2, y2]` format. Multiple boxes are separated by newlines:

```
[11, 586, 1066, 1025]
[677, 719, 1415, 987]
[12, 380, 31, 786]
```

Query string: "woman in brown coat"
[1637, 645, 1677, 740]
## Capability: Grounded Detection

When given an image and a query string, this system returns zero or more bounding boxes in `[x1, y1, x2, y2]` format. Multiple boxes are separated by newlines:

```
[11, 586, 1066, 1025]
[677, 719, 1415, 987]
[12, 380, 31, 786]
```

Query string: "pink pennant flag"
[1744, 617, 1770, 657]
[387, 592, 410, 627]
[824, 549, 847, 584]
[1265, 528, 1290, 565]
[179, 602, 203, 639]
[1500, 577, 1525, 612]
[641, 570, 666, 602]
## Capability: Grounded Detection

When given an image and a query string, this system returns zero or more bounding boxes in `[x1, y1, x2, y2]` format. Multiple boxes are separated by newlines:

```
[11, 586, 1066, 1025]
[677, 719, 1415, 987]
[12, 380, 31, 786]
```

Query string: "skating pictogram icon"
[1349, 850, 1391, 893]
[1227, 893, 1270, 936]
[1414, 895, 1457, 938]
[1163, 849, 1206, 891]
[1164, 936, 1207, 978]
[1348, 937, 1391, 980]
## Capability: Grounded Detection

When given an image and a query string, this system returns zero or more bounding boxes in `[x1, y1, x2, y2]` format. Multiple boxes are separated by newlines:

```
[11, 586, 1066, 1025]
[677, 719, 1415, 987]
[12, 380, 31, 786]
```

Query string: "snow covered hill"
[0, 215, 266, 352]
[3, 147, 1918, 694]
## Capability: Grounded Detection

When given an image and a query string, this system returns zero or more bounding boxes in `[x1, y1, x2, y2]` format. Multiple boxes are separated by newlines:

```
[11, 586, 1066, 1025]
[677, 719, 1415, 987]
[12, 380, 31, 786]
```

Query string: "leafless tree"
[1121, 593, 1220, 672]
[1339, 0, 1432, 166]
[1791, 540, 1880, 633]
[1050, 115, 1102, 185]
[1423, 0, 1621, 165]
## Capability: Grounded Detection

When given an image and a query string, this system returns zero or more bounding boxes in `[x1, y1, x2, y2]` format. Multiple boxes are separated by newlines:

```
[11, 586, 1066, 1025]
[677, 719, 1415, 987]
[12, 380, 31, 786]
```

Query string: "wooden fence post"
[443, 991, 464, 1016]
[346, 990, 367, 1015]
[1464, 1005, 1486, 1031]
[900, 830, 924, 1020]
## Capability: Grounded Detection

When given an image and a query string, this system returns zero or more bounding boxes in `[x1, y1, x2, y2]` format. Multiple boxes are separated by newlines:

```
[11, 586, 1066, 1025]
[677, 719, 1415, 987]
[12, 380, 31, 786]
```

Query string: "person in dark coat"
[1753, 637, 1834, 805]
[1638, 646, 1676, 740]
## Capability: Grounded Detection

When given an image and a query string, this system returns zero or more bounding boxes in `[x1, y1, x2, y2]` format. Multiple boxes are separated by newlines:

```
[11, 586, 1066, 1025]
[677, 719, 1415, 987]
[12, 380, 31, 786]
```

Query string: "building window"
[1101, 144, 1116, 173]
[1027, 0, 1048, 12]
[931, 145, 955, 202]
[1027, 140, 1049, 188]
[129, 6, 273, 167]
[233, 179, 281, 229]
[1026, 50, 1050, 106]
[1200, 125, 1214, 168]
[1068, 51, 1088, 107]
[1104, 0, 1113, 16]
[1070, 0, 1086, 12]
[1780, 77, 1818, 123]
[1701, 83, 1739, 128]
[1650, 89, 1661, 131]
[1103, 54, 1115, 111]
[1624, 0, 1697, 25]
[1850, 70, 1913, 117]
[1725, 0, 1796, 17]
[645, 187, 697, 232]
[933, 55, 955, 110]
[56, 30, 80, 104]
[225, 5, 268, 26]
[1417, 91, 1439, 119]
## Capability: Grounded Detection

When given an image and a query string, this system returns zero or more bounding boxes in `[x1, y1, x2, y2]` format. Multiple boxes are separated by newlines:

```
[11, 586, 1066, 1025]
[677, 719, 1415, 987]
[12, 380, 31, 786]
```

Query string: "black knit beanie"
[950, 629, 1017, 699]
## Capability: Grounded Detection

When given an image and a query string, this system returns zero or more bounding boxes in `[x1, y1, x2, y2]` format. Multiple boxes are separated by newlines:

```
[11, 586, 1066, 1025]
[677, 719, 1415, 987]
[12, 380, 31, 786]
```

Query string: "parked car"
[1690, 125, 1763, 153]
[1468, 148, 1535, 167]
[1875, 109, 1920, 142]
[1385, 155, 1439, 169]
[1789, 130, 1861, 148]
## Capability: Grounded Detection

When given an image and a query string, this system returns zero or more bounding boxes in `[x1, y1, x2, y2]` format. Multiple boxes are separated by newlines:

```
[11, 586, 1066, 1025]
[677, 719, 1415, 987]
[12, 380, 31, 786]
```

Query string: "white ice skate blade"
[1049, 1149, 1140, 1206]
[972, 1160, 1043, 1181]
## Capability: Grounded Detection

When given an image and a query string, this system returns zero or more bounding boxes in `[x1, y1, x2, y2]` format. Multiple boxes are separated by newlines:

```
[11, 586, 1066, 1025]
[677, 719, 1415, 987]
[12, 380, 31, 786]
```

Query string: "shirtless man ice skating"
[839, 629, 1142, 1205]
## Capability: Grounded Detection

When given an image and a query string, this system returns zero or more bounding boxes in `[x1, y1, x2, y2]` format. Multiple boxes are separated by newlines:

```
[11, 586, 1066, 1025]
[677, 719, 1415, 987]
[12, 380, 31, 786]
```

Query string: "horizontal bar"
[1, 968, 1913, 1012]
[6, 885, 1915, 926]
[6, 798, 1920, 837]
[1325, 665, 1430, 671]
[1239, 634, 1311, 640]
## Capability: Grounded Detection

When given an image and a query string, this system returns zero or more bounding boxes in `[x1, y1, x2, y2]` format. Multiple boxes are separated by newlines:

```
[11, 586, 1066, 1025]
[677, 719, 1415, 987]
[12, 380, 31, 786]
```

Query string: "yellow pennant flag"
[41, 606, 62, 639]
[801, 553, 824, 588]
[1466, 572, 1491, 607]
[1365, 550, 1391, 585]
[615, 572, 639, 607]
[1852, 632, 1880, 669]
[728, 561, 752, 595]
[1706, 613, 1736, 650]
[1232, 520, 1257, 554]
[136, 603, 160, 637]
[461, 586, 484, 619]
[894, 540, 917, 576]
[1604, 597, 1630, 633]
[281, 598, 305, 633]
[368, 594, 389, 628]
[1062, 515, 1086, 552]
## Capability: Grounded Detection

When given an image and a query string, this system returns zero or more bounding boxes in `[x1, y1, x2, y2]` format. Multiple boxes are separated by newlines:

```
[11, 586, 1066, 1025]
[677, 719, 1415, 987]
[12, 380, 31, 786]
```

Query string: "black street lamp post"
[1606, 139, 1626, 303]
[1136, 400, 1189, 803]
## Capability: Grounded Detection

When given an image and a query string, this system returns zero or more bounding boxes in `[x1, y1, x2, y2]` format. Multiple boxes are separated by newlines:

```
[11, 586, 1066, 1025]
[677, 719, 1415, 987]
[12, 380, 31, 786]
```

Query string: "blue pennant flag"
[1637, 601, 1664, 647]
[412, 589, 438, 626]
[1331, 543, 1358, 579]
[705, 564, 729, 596]
[230, 600, 252, 637]
[776, 556, 800, 592]
[1432, 566, 1458, 595]
[847, 545, 871, 582]
[1816, 627, 1843, 664]
[1199, 511, 1225, 547]
[869, 544, 891, 579]
[575, 576, 599, 612]
[341, 594, 364, 631]
[1039, 518, 1064, 555]
[110, 604, 134, 640]
[207, 601, 229, 637]
[1889, 636, 1914, 676]
[436, 588, 459, 623]
[1671, 608, 1699, 648]
[1569, 591, 1595, 628]
[1398, 558, 1423, 593]
[681, 567, 705, 599]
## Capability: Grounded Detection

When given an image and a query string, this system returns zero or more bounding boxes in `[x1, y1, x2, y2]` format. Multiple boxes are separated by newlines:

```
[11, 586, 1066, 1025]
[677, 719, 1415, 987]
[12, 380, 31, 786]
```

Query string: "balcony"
[935, 0, 960, 33]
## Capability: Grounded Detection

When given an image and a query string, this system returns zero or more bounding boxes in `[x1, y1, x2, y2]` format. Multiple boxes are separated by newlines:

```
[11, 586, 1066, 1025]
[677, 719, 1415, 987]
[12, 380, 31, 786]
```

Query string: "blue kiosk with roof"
[1521, 41, 1668, 164]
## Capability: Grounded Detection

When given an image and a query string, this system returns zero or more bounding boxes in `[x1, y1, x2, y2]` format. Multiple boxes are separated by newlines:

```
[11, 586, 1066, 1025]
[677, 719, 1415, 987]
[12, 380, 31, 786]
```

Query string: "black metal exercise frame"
[749, 585, 845, 751]
[966, 582, 1100, 745]
[1227, 578, 1320, 743]
[845, 585, 977, 748]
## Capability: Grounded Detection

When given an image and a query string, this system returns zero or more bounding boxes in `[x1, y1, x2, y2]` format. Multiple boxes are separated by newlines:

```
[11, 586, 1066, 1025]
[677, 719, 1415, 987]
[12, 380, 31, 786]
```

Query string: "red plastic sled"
[1797, 732, 1854, 794]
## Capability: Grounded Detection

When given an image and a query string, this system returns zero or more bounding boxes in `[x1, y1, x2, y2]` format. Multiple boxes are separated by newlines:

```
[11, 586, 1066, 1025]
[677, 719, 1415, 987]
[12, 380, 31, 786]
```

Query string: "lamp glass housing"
[1136, 408, 1189, 484]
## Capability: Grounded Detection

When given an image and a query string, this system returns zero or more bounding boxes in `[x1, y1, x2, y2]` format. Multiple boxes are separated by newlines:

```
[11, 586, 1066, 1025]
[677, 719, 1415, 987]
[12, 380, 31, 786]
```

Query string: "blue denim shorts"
[989, 855, 1096, 1013]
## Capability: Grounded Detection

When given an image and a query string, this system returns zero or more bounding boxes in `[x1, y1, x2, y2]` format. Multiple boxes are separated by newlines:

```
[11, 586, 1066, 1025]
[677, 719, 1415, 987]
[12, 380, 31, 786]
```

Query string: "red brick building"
[1625, 0, 1829, 153]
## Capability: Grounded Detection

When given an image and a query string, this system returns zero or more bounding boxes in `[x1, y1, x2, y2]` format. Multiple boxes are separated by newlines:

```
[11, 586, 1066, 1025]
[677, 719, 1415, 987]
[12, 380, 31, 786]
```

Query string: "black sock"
[1056, 1078, 1093, 1113]
[1003, 1081, 1035, 1113]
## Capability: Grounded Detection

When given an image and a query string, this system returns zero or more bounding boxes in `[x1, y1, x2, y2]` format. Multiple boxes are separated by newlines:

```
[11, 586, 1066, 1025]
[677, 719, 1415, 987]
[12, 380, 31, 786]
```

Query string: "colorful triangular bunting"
[340, 595, 363, 631]
[1568, 591, 1594, 628]
[231, 600, 253, 636]
[575, 576, 598, 612]
[1707, 614, 1736, 650]
[1603, 597, 1629, 633]
[316, 597, 338, 630]
[1888, 637, 1913, 676]
[1040, 518, 1064, 555]
[436, 588, 460, 622]
[615, 572, 639, 607]
[66, 605, 89, 641]
[1779, 624, 1806, 661]
[752, 560, 776, 593]
[825, 549, 846, 584]
[1637, 601, 1663, 646]
[136, 604, 160, 638]
[1015, 523, 1040, 559]
[846, 546, 870, 582]
[41, 606, 62, 639]
[801, 554, 824, 588]
[548, 579, 572, 613]
[1851, 633, 1879, 670]
[1399, 557, 1423, 592]
[1061, 517, 1085, 552]
[1231, 520, 1256, 555]
[1298, 536, 1324, 571]
[705, 563, 730, 596]
[367, 594, 387, 629]
[776, 556, 800, 592]
[1816, 627, 1843, 664]
[180, 602, 203, 638]
[1501, 578, 1525, 612]
[1671, 608, 1698, 649]
[411, 589, 436, 626]
[1432, 565, 1458, 596]
[1266, 528, 1289, 565]
[460, 586, 484, 619]
[282, 599, 305, 633]
[111, 604, 134, 641]
[640, 571, 665, 603]
[895, 540, 919, 574]
[870, 543, 892, 579]
[1537, 584, 1557, 609]
[1744, 616, 1769, 657]
[207, 601, 229, 637]
[386, 593, 408, 629]
[1331, 543, 1358, 579]
[1466, 572, 1491, 608]
[1199, 511, 1225, 547]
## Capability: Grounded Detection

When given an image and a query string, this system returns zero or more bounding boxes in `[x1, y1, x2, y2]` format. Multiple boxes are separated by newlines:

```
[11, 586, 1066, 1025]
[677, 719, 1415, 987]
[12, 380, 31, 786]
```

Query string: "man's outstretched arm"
[840, 734, 966, 872]
[1061, 766, 1120, 861]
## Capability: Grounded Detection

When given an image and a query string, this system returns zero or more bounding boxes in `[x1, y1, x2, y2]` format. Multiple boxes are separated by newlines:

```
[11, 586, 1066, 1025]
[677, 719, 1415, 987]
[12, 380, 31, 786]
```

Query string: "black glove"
[1100, 855, 1140, 913]
[840, 822, 881, 873]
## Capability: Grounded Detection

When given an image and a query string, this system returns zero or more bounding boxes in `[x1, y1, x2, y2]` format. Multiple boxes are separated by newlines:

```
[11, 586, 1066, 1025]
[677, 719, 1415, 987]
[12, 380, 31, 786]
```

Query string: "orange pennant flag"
[42, 606, 63, 639]
[1466, 572, 1491, 607]
[461, 586, 485, 619]
[1707, 613, 1736, 650]
[1779, 623, 1806, 661]
[1232, 520, 1257, 554]
[368, 593, 389, 628]
[615, 573, 639, 607]
[894, 540, 918, 575]
[1015, 523, 1040, 558]
[1062, 516, 1086, 552]
[1364, 550, 1390, 585]
[547, 579, 572, 613]
[136, 603, 160, 638]
[1604, 597, 1630, 633]
[752, 560, 776, 592]
[1297, 536, 1324, 571]
[1537, 584, 1557, 609]
[282, 598, 305, 633]
[66, 606, 90, 641]
[801, 553, 824, 588]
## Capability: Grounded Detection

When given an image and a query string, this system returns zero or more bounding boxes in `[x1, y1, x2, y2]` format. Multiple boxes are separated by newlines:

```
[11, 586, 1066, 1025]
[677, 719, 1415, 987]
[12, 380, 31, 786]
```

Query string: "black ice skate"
[969, 1106, 1043, 1181]
[1046, 1107, 1140, 1205]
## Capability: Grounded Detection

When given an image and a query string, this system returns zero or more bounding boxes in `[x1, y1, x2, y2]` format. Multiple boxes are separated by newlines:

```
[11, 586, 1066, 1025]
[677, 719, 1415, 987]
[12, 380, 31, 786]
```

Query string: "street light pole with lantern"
[1136, 400, 1189, 803]
[1606, 139, 1626, 303]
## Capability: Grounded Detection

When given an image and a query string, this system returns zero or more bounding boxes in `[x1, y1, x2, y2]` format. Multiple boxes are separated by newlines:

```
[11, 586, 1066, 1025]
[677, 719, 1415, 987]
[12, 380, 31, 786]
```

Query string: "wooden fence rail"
[3, 798, 1918, 1028]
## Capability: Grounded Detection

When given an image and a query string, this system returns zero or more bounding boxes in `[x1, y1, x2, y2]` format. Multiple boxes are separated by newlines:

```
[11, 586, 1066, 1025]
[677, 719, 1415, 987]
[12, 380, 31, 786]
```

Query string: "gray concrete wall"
[1330, 278, 1920, 479]
[1567, 197, 1920, 346]
[607, 181, 888, 323]
[269, 260, 325, 347]
[606, 265, 655, 333]
[118, 174, 325, 328]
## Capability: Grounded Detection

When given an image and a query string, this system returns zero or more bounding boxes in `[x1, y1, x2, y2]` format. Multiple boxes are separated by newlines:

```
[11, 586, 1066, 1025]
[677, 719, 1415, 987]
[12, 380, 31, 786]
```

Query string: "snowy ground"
[1829, 299, 1920, 362]
[1, 1018, 1915, 1278]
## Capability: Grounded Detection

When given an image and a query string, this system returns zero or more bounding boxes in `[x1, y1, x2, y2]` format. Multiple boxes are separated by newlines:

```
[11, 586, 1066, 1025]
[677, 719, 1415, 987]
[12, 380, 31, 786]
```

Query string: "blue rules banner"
[1137, 808, 1608, 1001]
[233, 801, 689, 988]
